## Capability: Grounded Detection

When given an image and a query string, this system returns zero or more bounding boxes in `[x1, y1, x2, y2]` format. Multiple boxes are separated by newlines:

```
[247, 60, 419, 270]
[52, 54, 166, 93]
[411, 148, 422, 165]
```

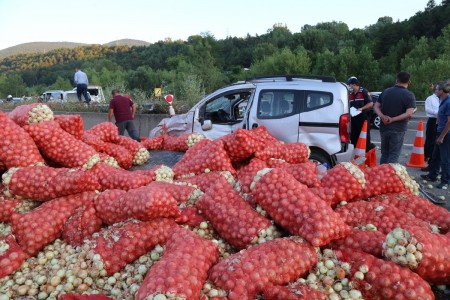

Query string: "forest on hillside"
[0, 0, 449, 109]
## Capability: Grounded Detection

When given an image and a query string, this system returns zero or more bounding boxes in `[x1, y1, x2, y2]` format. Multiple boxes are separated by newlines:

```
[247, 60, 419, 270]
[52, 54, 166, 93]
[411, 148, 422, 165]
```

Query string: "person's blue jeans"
[428, 133, 450, 184]
[380, 129, 406, 164]
[76, 84, 91, 104]
[116, 120, 140, 141]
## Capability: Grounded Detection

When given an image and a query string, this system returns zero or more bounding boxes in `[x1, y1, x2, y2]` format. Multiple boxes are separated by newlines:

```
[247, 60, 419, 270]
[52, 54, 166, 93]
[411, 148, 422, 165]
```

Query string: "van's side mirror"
[201, 120, 212, 131]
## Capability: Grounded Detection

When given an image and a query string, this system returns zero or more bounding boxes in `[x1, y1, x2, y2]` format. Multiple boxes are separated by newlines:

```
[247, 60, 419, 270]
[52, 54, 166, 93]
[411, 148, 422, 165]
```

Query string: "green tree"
[49, 76, 72, 91]
[0, 74, 27, 97]
[250, 47, 311, 76]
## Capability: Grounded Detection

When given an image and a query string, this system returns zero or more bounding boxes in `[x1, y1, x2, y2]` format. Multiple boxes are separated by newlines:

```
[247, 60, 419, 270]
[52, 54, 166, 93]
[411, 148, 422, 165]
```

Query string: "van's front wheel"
[309, 151, 332, 167]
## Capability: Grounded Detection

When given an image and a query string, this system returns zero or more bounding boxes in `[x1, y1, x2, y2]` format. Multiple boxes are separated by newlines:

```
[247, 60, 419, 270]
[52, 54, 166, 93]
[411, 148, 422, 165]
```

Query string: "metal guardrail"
[416, 101, 425, 106]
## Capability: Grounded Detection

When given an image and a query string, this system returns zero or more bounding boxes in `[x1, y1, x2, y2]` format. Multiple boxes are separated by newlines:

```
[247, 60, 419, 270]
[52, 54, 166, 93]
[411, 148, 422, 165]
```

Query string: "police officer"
[347, 77, 374, 151]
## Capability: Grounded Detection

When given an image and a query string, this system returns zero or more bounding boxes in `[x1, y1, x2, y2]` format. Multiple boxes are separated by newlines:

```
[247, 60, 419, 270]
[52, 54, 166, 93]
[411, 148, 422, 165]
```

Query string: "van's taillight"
[339, 113, 350, 143]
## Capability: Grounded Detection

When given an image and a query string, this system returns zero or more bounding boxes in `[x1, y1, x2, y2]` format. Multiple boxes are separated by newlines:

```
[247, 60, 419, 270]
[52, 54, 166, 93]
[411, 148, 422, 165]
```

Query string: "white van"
[64, 85, 105, 103]
[150, 75, 354, 166]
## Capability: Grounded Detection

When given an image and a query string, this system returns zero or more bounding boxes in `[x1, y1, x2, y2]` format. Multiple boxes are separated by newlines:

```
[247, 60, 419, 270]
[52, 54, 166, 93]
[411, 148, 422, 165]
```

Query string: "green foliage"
[250, 48, 311, 76]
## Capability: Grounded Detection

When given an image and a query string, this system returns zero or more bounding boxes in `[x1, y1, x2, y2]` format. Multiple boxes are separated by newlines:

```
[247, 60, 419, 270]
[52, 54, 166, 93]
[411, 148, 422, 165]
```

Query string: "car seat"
[280, 100, 290, 114]
[260, 102, 271, 116]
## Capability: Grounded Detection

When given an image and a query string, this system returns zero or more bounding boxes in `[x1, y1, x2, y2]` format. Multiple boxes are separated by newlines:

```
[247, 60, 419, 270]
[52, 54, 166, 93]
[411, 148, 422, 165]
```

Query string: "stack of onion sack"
[117, 135, 150, 166]
[82, 132, 107, 152]
[2, 165, 100, 200]
[0, 195, 20, 222]
[136, 227, 219, 300]
[172, 139, 236, 178]
[176, 170, 236, 192]
[89, 162, 153, 191]
[54, 114, 84, 139]
[94, 189, 127, 225]
[62, 199, 103, 247]
[195, 176, 279, 249]
[369, 192, 450, 233]
[251, 168, 350, 246]
[235, 158, 267, 200]
[335, 201, 435, 234]
[24, 120, 100, 169]
[220, 128, 265, 162]
[327, 227, 386, 258]
[7, 103, 54, 126]
[85, 122, 121, 144]
[147, 181, 203, 206]
[101, 142, 134, 169]
[335, 248, 434, 299]
[0, 111, 45, 169]
[382, 226, 450, 284]
[255, 141, 310, 164]
[10, 191, 94, 256]
[209, 237, 317, 299]
[281, 161, 322, 188]
[172, 139, 211, 170]
[84, 218, 178, 275]
[320, 162, 366, 205]
[140, 136, 164, 150]
[262, 283, 327, 300]
[356, 163, 419, 200]
[0, 234, 29, 279]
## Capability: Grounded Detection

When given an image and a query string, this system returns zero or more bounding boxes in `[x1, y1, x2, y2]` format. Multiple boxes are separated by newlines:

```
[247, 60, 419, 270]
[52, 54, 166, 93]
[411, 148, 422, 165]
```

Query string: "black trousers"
[424, 117, 437, 160]
[351, 113, 374, 151]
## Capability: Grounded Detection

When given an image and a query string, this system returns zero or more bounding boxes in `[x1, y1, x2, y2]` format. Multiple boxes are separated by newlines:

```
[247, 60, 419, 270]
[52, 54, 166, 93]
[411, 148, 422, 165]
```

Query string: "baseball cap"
[347, 77, 359, 85]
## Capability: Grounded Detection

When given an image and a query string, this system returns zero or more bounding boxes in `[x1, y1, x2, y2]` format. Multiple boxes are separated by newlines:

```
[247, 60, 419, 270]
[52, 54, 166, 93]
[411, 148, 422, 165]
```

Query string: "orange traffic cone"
[366, 147, 377, 168]
[353, 120, 368, 169]
[406, 120, 427, 168]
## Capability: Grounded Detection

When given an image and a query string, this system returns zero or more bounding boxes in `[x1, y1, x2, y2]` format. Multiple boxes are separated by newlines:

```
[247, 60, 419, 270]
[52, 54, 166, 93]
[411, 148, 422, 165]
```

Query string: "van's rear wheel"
[309, 151, 332, 166]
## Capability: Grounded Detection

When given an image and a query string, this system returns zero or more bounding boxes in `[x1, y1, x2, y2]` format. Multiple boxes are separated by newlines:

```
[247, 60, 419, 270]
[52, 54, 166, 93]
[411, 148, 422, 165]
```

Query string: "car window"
[304, 91, 332, 112]
[204, 92, 250, 124]
[258, 90, 296, 119]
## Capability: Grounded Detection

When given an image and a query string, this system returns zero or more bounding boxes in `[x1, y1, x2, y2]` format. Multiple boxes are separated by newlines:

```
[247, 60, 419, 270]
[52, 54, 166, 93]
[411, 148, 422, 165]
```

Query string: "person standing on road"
[421, 82, 450, 191]
[422, 83, 440, 170]
[74, 67, 91, 106]
[108, 89, 140, 141]
[347, 76, 375, 151]
[374, 71, 416, 164]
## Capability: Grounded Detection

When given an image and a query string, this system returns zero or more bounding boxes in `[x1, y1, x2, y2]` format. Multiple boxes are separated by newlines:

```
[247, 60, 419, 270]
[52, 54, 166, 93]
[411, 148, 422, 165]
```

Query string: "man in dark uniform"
[347, 77, 374, 151]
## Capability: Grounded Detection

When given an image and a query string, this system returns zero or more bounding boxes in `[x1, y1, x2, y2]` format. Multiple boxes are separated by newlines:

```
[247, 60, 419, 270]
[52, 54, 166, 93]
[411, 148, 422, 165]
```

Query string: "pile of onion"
[186, 132, 206, 148]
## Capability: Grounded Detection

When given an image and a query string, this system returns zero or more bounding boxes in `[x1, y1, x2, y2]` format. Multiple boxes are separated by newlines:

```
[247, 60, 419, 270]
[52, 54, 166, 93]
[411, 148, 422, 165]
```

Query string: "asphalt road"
[370, 111, 450, 210]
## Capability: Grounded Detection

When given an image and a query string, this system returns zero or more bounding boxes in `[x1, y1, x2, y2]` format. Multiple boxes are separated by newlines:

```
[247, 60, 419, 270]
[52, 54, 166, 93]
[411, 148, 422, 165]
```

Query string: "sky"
[0, 0, 435, 51]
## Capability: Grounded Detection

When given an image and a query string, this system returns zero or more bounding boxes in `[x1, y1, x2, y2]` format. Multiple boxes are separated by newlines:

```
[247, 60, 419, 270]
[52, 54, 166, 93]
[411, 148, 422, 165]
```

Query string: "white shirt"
[425, 93, 439, 118]
[74, 70, 89, 85]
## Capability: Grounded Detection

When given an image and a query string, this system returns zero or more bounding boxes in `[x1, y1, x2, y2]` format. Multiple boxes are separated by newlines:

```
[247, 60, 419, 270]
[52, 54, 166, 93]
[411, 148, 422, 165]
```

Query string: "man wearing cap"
[6, 95, 13, 102]
[374, 71, 416, 164]
[347, 77, 374, 151]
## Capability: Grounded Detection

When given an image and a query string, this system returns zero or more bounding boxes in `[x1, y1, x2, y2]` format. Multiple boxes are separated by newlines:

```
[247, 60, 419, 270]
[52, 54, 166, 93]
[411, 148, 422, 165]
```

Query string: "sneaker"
[420, 174, 437, 182]
[436, 183, 448, 190]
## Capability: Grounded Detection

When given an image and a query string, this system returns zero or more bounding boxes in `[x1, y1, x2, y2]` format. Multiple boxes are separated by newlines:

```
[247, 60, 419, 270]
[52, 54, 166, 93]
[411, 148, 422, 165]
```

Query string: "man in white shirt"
[422, 83, 440, 170]
[74, 68, 91, 106]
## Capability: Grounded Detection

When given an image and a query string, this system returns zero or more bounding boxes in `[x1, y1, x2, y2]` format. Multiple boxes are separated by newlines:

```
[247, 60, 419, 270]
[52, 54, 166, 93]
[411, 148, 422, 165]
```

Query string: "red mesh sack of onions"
[195, 176, 278, 249]
[309, 187, 337, 205]
[162, 134, 190, 151]
[3, 165, 100, 201]
[0, 195, 20, 222]
[85, 122, 120, 143]
[85, 218, 178, 275]
[175, 206, 206, 227]
[335, 201, 435, 235]
[172, 139, 236, 179]
[370, 192, 450, 234]
[282, 161, 322, 188]
[116, 135, 150, 166]
[265, 158, 291, 168]
[136, 227, 219, 300]
[262, 283, 327, 300]
[147, 181, 202, 205]
[335, 248, 434, 299]
[24, 120, 100, 169]
[0, 234, 29, 279]
[82, 132, 107, 152]
[357, 163, 419, 200]
[221, 128, 266, 162]
[62, 199, 103, 247]
[101, 142, 133, 169]
[121, 185, 180, 221]
[327, 228, 385, 258]
[140, 135, 164, 150]
[382, 226, 450, 285]
[89, 162, 153, 191]
[249, 125, 279, 145]
[320, 162, 366, 205]
[173, 138, 211, 169]
[236, 157, 267, 198]
[252, 168, 350, 246]
[209, 236, 318, 300]
[8, 103, 54, 126]
[94, 189, 127, 225]
[176, 170, 236, 192]
[255, 142, 310, 164]
[0, 111, 45, 169]
[54, 114, 84, 139]
[11, 191, 94, 256]
[97, 152, 119, 168]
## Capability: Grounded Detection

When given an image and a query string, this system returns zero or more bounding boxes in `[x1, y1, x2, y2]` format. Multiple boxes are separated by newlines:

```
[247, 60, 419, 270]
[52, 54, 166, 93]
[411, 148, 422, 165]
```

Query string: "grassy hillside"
[0, 39, 150, 60]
